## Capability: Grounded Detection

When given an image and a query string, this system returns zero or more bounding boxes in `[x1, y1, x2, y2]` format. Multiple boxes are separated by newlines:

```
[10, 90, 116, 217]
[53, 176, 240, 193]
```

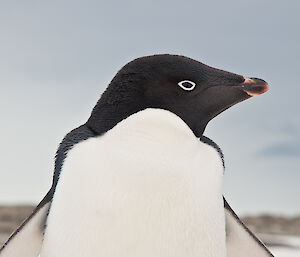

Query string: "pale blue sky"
[0, 0, 299, 215]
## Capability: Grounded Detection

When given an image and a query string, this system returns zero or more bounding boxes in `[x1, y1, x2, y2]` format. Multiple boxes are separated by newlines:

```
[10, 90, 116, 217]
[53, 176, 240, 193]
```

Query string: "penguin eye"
[178, 80, 196, 91]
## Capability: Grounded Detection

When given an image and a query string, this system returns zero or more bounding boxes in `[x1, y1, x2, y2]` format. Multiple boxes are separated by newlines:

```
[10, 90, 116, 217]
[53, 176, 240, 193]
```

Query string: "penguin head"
[87, 54, 268, 137]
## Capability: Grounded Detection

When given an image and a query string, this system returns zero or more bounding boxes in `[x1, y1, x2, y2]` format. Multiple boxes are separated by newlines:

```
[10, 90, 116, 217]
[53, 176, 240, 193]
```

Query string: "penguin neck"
[86, 100, 208, 138]
[105, 108, 196, 144]
[86, 103, 145, 135]
[86, 83, 147, 135]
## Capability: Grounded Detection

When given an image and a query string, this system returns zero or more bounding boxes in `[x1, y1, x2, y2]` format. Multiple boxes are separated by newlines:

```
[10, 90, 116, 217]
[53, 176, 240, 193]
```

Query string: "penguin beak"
[192, 73, 269, 136]
[238, 77, 269, 96]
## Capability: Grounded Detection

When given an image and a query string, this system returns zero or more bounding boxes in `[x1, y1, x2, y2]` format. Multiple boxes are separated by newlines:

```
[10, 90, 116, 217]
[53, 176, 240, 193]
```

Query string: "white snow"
[266, 235, 300, 257]
[270, 247, 300, 257]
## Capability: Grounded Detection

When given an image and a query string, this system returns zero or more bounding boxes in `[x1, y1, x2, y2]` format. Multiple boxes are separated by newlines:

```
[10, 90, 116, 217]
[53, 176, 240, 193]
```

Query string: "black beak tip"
[240, 77, 269, 96]
[249, 77, 267, 85]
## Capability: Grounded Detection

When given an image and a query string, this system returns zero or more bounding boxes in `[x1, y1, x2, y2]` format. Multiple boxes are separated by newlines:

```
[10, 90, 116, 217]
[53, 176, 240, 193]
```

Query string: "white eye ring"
[178, 80, 196, 91]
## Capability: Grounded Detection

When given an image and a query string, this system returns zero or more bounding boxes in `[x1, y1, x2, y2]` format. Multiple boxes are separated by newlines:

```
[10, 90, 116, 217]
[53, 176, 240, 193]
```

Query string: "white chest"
[40, 109, 225, 257]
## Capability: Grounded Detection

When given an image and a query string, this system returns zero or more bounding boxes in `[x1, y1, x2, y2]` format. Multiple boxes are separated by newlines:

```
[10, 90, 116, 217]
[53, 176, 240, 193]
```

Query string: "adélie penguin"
[0, 54, 273, 257]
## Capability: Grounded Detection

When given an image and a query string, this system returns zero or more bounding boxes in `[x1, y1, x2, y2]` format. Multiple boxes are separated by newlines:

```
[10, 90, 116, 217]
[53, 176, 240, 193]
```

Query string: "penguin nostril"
[249, 78, 267, 84]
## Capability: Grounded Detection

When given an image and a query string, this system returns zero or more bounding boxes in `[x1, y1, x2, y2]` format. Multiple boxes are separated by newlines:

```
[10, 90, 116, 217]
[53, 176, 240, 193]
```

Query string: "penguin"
[0, 54, 273, 257]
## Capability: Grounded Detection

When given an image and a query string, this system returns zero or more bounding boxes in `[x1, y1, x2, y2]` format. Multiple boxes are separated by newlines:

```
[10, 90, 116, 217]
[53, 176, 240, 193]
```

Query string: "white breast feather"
[39, 109, 225, 257]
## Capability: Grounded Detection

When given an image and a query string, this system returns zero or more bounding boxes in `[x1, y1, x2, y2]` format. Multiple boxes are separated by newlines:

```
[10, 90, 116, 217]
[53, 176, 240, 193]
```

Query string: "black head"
[87, 54, 268, 137]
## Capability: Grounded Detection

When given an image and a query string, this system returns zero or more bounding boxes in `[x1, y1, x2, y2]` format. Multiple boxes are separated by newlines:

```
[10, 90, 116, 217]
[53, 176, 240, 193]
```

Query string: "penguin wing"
[0, 190, 53, 257]
[224, 197, 274, 257]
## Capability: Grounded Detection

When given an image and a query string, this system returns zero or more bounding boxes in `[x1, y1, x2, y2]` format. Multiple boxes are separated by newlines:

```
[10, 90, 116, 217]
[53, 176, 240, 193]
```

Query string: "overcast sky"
[0, 0, 299, 216]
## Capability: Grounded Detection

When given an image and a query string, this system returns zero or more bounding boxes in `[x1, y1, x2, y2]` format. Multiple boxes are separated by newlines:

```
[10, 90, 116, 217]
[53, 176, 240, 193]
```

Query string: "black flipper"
[0, 190, 53, 257]
[224, 198, 274, 257]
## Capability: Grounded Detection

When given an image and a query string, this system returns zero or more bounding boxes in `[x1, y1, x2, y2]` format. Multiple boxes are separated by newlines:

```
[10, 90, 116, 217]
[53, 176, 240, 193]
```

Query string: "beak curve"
[239, 77, 269, 97]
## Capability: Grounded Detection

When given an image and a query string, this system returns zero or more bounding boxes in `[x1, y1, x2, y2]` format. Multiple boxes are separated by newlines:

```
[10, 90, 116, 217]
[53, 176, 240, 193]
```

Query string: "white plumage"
[39, 109, 225, 257]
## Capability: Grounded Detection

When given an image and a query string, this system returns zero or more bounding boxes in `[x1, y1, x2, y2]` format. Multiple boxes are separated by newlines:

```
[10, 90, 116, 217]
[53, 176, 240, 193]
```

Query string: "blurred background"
[0, 0, 299, 255]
